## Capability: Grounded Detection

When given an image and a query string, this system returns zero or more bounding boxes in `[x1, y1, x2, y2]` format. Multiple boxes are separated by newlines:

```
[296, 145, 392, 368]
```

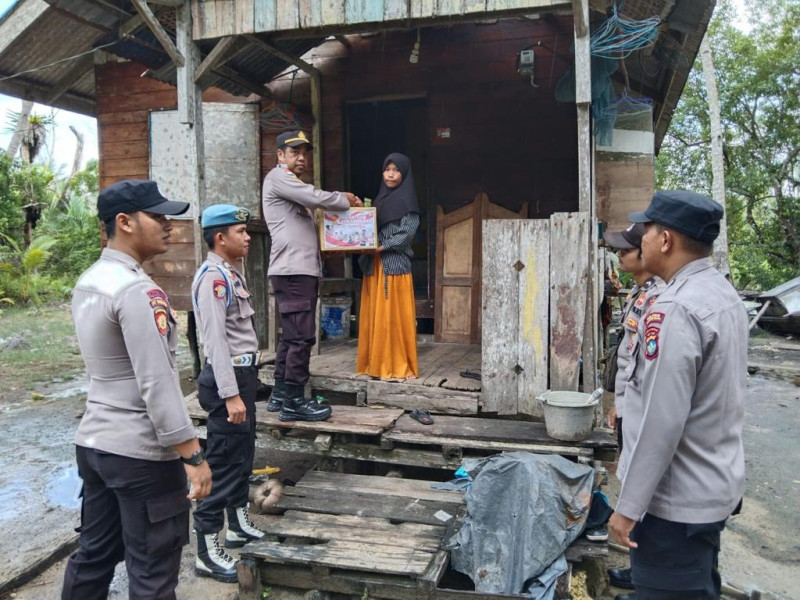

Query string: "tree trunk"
[700, 36, 731, 279]
[68, 126, 84, 178]
[6, 100, 33, 159]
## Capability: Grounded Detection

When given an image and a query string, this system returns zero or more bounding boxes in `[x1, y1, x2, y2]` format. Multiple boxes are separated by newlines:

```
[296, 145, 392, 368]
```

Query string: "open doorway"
[346, 97, 432, 327]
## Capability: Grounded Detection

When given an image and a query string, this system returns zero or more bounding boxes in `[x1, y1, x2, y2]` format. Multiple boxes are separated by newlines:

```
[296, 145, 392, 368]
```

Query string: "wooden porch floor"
[260, 339, 483, 415]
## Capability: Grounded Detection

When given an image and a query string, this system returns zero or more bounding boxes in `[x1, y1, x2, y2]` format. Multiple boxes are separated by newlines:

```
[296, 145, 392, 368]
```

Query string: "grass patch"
[0, 304, 85, 398]
[0, 304, 196, 403]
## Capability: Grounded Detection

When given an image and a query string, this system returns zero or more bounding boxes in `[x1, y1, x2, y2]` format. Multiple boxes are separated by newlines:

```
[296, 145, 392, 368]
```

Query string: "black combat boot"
[266, 379, 287, 412]
[225, 504, 265, 548]
[278, 384, 332, 422]
[195, 530, 238, 583]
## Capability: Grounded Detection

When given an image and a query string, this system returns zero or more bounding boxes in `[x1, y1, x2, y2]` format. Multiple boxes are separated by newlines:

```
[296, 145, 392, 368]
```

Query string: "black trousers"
[193, 363, 258, 533]
[61, 446, 190, 600]
[630, 513, 726, 599]
[269, 275, 319, 386]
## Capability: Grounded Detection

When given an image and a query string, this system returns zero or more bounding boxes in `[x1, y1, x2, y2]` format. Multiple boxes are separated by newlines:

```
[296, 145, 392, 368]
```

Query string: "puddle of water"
[44, 463, 82, 509]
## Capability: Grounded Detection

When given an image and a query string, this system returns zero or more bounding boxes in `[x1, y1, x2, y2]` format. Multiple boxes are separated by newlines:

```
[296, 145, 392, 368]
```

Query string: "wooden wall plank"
[345, 0, 384, 23]
[411, 0, 435, 18]
[481, 219, 521, 414]
[215, 0, 236, 36]
[517, 219, 549, 416]
[276, 0, 299, 29]
[235, 0, 255, 33]
[254, 0, 276, 31]
[435, 1, 465, 17]
[548, 212, 588, 391]
[300, 0, 323, 26]
[383, 0, 408, 20]
[321, 0, 346, 24]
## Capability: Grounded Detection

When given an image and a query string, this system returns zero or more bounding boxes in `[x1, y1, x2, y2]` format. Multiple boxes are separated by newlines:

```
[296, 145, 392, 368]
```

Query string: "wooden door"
[434, 193, 526, 343]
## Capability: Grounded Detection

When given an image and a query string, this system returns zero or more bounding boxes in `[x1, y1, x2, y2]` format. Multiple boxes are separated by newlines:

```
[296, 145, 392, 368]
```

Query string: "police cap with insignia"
[603, 222, 646, 250]
[201, 204, 251, 229]
[277, 130, 312, 149]
[628, 190, 723, 243]
[97, 180, 189, 223]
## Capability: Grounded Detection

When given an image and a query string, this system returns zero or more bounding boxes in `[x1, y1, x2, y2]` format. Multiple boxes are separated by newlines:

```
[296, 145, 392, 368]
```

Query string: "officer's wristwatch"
[181, 449, 206, 466]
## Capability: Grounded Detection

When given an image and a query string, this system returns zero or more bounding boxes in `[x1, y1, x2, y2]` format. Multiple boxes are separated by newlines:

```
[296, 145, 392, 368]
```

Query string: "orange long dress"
[356, 255, 418, 379]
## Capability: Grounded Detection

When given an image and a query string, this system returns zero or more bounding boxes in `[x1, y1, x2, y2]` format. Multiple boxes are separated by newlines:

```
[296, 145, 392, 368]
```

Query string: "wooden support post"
[314, 433, 333, 452]
[749, 300, 771, 330]
[131, 0, 184, 67]
[573, 0, 597, 395]
[176, 0, 205, 271]
[237, 557, 265, 600]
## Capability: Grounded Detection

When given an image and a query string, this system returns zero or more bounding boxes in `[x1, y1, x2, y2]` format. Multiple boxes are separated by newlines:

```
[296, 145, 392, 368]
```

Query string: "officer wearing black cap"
[62, 180, 212, 600]
[190, 204, 265, 582]
[609, 190, 748, 600]
[262, 130, 362, 421]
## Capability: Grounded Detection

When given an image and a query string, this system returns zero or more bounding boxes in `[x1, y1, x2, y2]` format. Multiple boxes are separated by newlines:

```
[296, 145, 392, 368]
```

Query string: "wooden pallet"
[238, 471, 607, 599]
[238, 471, 463, 600]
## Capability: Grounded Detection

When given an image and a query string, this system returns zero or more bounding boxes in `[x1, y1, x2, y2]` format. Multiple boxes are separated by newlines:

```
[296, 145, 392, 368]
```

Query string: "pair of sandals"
[410, 408, 434, 425]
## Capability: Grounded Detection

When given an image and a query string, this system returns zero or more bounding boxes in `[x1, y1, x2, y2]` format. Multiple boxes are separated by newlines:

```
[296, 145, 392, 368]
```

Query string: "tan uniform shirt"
[614, 277, 664, 419]
[191, 252, 258, 398]
[617, 258, 748, 524]
[262, 163, 349, 277]
[72, 248, 195, 461]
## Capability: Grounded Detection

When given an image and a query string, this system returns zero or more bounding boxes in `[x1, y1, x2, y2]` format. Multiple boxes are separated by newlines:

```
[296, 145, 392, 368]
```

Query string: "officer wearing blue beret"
[609, 190, 747, 600]
[190, 204, 265, 582]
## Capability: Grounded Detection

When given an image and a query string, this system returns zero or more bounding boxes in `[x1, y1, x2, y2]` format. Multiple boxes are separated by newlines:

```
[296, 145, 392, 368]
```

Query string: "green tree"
[656, 0, 800, 290]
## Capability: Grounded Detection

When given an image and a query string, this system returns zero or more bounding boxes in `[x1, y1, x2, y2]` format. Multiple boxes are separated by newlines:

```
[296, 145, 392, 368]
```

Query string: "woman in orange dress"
[356, 153, 420, 379]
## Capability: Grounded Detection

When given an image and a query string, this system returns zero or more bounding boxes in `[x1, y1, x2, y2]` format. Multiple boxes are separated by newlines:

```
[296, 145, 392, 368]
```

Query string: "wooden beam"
[45, 53, 95, 105]
[176, 0, 204, 271]
[571, 0, 587, 38]
[194, 36, 238, 81]
[147, 0, 185, 5]
[310, 74, 322, 188]
[244, 34, 320, 76]
[131, 0, 185, 67]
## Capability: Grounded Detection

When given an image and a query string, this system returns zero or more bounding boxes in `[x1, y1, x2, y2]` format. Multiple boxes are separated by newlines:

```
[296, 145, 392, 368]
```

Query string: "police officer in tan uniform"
[609, 191, 748, 600]
[262, 130, 361, 421]
[602, 222, 663, 596]
[191, 204, 265, 582]
[62, 180, 212, 600]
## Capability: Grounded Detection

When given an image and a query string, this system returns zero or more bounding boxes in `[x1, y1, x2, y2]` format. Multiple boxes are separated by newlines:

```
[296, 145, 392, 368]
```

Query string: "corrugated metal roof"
[0, 0, 712, 133]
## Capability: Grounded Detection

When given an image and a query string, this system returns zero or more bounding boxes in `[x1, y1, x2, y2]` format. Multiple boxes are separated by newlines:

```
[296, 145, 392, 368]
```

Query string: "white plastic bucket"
[320, 296, 352, 339]
[536, 391, 598, 442]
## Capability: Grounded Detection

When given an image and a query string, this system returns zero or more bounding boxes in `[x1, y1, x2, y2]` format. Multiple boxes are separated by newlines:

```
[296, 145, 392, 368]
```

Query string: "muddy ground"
[0, 332, 798, 599]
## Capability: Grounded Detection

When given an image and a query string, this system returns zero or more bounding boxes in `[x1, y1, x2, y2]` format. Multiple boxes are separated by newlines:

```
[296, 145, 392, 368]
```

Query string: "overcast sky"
[0, 0, 750, 173]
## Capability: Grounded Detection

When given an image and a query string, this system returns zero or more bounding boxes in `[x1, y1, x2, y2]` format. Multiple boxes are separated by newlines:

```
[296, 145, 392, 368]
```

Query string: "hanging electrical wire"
[0, 39, 121, 83]
[590, 1, 661, 59]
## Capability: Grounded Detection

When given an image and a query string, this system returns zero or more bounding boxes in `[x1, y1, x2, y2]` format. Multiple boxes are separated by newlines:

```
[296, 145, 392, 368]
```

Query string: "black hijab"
[373, 153, 419, 229]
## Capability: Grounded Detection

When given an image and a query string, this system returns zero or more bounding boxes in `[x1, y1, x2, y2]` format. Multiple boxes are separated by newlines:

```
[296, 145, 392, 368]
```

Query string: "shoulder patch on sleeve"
[644, 326, 660, 360]
[212, 280, 228, 299]
[153, 306, 168, 335]
[146, 288, 167, 302]
[645, 311, 665, 326]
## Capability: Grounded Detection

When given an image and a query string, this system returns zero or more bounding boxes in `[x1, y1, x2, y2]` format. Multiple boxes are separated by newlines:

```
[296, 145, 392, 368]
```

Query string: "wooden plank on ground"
[243, 538, 433, 576]
[482, 219, 521, 414]
[416, 342, 468, 386]
[386, 414, 616, 448]
[517, 219, 549, 416]
[278, 510, 446, 538]
[186, 397, 402, 435]
[278, 487, 462, 526]
[367, 380, 479, 415]
[259, 513, 443, 552]
[549, 212, 589, 391]
[296, 471, 465, 503]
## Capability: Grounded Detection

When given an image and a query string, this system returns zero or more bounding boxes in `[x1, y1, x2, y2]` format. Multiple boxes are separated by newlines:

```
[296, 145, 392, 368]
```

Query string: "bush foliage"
[0, 153, 99, 305]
